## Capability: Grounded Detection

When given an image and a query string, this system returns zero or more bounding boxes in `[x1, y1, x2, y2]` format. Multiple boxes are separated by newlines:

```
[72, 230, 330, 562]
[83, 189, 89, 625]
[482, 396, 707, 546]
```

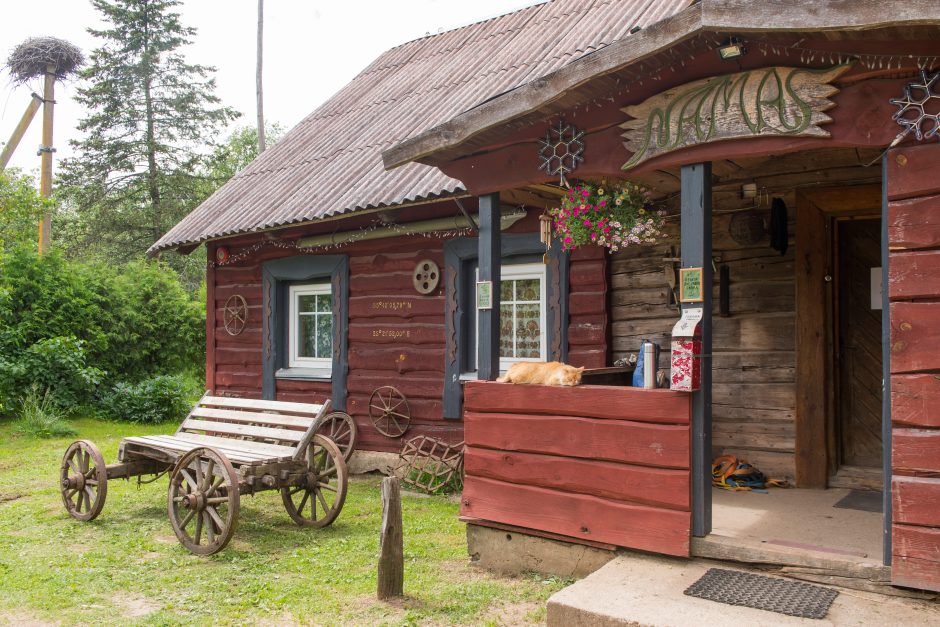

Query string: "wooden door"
[836, 219, 883, 468]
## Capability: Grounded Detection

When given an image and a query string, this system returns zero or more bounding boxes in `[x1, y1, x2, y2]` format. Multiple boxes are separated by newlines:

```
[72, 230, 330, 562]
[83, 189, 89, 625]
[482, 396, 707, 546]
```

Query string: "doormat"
[683, 568, 839, 619]
[833, 489, 883, 513]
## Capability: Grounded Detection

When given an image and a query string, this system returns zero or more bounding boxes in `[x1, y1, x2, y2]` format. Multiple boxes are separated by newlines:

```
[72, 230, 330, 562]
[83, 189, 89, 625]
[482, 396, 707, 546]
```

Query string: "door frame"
[795, 184, 882, 488]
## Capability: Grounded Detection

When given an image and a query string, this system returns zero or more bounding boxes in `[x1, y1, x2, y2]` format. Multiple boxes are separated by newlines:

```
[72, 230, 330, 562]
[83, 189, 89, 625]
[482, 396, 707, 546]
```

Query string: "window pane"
[316, 314, 333, 358]
[297, 295, 317, 313]
[317, 293, 332, 312]
[298, 315, 316, 357]
[500, 279, 513, 301]
[499, 304, 513, 358]
[516, 279, 540, 301]
[516, 303, 541, 358]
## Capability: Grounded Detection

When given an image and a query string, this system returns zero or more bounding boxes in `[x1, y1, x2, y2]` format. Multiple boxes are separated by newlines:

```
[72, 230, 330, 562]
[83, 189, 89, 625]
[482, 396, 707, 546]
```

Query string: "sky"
[0, 0, 545, 176]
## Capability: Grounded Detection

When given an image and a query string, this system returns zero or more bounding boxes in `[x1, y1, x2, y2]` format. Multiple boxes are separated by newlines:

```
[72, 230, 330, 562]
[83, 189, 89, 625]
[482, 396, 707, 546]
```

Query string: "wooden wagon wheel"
[168, 447, 240, 555]
[315, 411, 358, 462]
[281, 434, 348, 528]
[369, 386, 411, 438]
[60, 440, 108, 522]
[223, 295, 248, 336]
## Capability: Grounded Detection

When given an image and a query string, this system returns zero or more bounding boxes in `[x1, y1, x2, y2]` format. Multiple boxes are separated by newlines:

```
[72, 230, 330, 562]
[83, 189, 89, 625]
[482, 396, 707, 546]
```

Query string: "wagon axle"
[61, 473, 85, 491]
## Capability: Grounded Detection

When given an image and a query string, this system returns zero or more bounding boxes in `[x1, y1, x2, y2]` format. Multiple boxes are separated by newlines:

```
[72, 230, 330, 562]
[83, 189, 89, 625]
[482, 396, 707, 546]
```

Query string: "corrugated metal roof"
[151, 0, 692, 253]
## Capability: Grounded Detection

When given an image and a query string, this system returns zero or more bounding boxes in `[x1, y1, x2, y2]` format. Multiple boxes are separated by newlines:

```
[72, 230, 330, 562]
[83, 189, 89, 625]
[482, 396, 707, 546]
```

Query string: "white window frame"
[475, 262, 547, 372]
[288, 283, 333, 369]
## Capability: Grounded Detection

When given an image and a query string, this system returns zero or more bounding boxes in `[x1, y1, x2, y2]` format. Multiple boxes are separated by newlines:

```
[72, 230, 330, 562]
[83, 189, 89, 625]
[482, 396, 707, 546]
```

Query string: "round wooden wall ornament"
[729, 211, 765, 246]
[223, 295, 248, 336]
[215, 246, 231, 264]
[413, 259, 440, 295]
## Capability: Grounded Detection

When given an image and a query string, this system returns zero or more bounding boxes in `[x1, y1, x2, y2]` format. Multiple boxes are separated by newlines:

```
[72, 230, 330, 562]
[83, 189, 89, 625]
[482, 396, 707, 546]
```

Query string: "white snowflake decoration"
[891, 69, 940, 142]
[538, 120, 585, 187]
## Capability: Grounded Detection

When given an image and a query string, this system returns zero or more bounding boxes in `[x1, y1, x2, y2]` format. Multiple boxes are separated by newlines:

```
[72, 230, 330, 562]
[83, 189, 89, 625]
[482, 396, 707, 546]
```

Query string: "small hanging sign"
[679, 267, 704, 303]
[476, 280, 493, 310]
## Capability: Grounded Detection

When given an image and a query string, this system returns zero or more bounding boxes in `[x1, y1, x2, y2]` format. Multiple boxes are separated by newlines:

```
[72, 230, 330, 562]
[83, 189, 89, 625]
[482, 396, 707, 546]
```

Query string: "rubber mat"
[833, 489, 883, 513]
[683, 568, 839, 619]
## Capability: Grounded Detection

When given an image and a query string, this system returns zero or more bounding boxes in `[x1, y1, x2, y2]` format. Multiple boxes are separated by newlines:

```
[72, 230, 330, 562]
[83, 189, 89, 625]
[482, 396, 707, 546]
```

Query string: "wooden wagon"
[59, 395, 358, 555]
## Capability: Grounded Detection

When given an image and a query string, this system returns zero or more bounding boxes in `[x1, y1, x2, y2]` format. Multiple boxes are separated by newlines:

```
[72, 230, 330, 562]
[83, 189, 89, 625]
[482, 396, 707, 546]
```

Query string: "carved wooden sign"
[621, 65, 851, 170]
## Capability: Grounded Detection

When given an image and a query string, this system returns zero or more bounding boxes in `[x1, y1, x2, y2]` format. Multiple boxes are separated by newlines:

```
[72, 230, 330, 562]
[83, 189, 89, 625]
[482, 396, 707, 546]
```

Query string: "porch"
[380, 5, 940, 593]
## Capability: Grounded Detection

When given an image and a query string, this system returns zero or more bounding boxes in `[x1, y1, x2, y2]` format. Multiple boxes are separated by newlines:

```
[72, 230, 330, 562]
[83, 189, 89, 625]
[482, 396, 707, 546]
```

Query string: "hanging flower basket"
[549, 181, 666, 253]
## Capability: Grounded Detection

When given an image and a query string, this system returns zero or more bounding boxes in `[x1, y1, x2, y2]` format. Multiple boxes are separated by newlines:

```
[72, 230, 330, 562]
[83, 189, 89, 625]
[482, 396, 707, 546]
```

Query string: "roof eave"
[145, 186, 472, 256]
[381, 0, 940, 170]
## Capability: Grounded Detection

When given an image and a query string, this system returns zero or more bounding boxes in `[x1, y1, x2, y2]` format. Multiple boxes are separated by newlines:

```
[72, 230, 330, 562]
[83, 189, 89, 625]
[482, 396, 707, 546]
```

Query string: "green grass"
[11, 388, 77, 439]
[0, 419, 568, 625]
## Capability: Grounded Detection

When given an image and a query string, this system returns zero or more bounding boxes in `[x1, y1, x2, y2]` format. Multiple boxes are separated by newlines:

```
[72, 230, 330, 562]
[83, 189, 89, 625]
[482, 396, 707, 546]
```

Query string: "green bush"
[103, 260, 205, 381]
[13, 387, 78, 438]
[0, 336, 103, 411]
[0, 249, 110, 359]
[0, 248, 204, 412]
[98, 374, 197, 424]
[0, 170, 48, 254]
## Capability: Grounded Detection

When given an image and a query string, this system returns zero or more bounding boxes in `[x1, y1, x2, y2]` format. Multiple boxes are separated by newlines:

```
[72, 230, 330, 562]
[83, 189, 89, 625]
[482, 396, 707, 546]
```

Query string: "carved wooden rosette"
[621, 65, 852, 170]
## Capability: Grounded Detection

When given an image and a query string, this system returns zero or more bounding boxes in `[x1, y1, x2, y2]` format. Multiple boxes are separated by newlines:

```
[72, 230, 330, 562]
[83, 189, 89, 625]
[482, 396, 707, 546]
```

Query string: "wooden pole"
[681, 162, 713, 538]
[377, 476, 403, 599]
[0, 93, 43, 171]
[38, 65, 56, 254]
[477, 192, 501, 380]
[880, 155, 892, 566]
[256, 0, 266, 153]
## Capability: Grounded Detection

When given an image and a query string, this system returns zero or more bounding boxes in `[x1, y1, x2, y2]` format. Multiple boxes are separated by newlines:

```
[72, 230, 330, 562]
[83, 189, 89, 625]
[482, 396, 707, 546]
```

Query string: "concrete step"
[547, 552, 940, 627]
[691, 534, 893, 593]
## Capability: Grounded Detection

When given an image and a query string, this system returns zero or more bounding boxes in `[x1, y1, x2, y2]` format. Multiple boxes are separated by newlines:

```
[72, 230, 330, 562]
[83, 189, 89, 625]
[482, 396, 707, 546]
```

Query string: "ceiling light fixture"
[718, 37, 746, 60]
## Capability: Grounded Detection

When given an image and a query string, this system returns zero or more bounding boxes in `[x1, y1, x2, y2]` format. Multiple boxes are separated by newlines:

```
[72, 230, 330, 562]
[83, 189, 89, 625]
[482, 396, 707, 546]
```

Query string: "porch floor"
[709, 486, 883, 561]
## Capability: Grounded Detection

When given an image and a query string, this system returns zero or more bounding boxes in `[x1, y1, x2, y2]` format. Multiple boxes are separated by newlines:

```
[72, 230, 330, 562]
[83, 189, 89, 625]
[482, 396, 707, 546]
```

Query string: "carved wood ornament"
[223, 294, 248, 336]
[621, 65, 851, 170]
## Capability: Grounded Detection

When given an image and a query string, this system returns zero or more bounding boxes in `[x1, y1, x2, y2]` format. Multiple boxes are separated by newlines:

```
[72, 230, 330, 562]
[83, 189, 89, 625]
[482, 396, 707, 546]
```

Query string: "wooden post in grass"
[377, 476, 403, 599]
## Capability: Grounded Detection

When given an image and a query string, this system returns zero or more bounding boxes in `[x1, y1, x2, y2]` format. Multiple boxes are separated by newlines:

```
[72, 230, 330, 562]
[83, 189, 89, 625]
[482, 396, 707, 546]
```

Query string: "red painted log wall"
[208, 214, 613, 454]
[210, 232, 455, 453]
[461, 381, 691, 556]
[887, 142, 940, 593]
[568, 246, 609, 368]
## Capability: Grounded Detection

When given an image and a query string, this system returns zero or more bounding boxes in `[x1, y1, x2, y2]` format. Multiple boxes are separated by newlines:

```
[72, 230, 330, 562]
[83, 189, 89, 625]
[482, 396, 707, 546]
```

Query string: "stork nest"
[6, 37, 84, 84]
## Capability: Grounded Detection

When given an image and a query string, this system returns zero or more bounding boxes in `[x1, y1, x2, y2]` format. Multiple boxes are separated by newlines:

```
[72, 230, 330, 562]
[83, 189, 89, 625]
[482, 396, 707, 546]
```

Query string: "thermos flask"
[632, 339, 660, 389]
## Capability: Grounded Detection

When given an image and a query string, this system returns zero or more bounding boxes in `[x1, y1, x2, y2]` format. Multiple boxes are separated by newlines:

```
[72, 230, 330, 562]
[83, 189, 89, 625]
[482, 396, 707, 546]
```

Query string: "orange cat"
[496, 361, 584, 386]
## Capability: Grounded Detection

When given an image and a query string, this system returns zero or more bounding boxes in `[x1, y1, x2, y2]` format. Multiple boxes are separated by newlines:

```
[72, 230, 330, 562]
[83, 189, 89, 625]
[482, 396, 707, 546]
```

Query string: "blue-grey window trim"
[262, 255, 349, 410]
[442, 233, 568, 419]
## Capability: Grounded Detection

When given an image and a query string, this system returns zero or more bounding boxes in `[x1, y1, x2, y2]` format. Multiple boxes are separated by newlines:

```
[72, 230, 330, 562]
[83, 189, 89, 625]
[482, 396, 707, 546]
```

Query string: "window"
[498, 263, 546, 368]
[442, 234, 567, 418]
[262, 254, 347, 406]
[475, 262, 547, 371]
[288, 284, 333, 369]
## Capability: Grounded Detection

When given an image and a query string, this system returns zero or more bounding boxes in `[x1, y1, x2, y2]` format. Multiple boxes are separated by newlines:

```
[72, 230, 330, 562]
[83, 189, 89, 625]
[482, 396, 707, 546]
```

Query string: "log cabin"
[152, 0, 940, 594]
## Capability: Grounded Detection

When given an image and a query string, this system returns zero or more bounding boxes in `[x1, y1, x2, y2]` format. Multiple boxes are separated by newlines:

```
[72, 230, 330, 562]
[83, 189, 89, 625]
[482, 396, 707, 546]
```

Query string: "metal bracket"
[454, 198, 478, 233]
[36, 145, 56, 155]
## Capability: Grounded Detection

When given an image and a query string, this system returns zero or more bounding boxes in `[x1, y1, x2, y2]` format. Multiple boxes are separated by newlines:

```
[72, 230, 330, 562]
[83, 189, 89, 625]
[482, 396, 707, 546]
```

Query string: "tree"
[203, 123, 283, 188]
[58, 0, 238, 262]
[0, 169, 48, 254]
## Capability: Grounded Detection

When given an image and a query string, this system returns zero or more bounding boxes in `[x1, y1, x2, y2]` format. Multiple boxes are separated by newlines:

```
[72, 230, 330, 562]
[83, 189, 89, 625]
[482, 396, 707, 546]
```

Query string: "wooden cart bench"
[60, 395, 358, 555]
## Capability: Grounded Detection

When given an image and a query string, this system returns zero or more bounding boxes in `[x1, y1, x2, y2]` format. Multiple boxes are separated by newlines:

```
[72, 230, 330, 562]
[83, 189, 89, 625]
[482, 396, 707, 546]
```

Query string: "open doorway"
[699, 182, 888, 573]
[832, 217, 884, 489]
